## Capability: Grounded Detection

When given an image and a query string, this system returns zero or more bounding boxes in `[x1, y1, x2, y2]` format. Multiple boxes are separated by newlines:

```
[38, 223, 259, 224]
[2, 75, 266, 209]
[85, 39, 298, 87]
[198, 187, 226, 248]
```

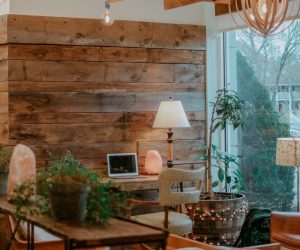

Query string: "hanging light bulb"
[101, 1, 114, 26]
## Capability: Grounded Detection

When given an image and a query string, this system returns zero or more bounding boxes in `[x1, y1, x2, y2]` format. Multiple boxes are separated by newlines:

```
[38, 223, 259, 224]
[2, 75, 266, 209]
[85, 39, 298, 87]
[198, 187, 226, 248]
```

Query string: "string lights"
[187, 199, 248, 246]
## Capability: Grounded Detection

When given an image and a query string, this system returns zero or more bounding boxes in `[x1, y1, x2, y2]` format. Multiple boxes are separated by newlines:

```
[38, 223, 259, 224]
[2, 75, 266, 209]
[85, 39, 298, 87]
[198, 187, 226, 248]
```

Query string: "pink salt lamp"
[7, 144, 36, 196]
[144, 150, 162, 175]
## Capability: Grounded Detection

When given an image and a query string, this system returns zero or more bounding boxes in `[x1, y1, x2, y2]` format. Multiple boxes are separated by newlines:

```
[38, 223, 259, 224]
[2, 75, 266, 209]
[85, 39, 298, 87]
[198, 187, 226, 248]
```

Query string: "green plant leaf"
[212, 181, 219, 188]
[218, 168, 225, 182]
[226, 176, 231, 184]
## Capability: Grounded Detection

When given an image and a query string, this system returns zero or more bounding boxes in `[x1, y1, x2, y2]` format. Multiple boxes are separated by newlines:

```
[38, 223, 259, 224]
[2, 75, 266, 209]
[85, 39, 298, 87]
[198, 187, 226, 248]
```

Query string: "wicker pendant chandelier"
[230, 0, 297, 37]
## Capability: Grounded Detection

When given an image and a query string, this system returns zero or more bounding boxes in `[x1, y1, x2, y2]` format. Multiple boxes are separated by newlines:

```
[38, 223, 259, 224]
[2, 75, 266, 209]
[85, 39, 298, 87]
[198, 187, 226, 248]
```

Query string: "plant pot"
[0, 171, 8, 196]
[191, 192, 247, 245]
[48, 182, 91, 222]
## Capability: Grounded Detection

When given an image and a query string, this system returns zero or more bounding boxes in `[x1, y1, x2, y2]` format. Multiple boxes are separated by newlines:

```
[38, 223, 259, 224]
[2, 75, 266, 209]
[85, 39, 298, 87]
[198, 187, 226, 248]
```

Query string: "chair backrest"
[158, 168, 205, 206]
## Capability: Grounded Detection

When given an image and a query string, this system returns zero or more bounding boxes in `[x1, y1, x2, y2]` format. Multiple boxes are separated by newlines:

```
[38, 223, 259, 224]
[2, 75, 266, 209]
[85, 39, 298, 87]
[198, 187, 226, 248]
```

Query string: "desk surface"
[0, 197, 167, 248]
[103, 175, 158, 192]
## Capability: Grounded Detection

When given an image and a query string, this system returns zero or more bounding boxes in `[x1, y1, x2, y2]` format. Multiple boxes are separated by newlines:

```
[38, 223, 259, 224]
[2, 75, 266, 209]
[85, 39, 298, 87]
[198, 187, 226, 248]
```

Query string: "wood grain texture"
[9, 92, 205, 113]
[8, 60, 205, 83]
[1, 15, 207, 174]
[10, 122, 204, 144]
[6, 44, 205, 64]
[164, 0, 203, 10]
[9, 81, 205, 93]
[215, 0, 239, 15]
[5, 15, 206, 50]
[10, 111, 205, 124]
[0, 15, 7, 44]
[0, 197, 168, 246]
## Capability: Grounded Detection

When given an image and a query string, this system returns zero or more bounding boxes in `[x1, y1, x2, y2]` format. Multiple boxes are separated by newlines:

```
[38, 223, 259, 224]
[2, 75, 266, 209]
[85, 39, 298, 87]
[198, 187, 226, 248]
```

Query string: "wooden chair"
[7, 215, 64, 250]
[167, 234, 280, 250]
[126, 168, 205, 236]
[270, 211, 300, 249]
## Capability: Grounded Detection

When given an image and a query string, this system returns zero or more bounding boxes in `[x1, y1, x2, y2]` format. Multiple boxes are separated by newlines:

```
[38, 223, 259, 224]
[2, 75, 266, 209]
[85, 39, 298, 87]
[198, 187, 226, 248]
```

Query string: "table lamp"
[153, 97, 190, 168]
[276, 138, 300, 211]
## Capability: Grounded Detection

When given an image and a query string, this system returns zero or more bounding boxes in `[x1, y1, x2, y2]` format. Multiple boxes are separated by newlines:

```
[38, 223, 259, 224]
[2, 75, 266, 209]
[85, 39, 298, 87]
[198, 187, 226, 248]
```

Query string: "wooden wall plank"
[0, 92, 8, 113]
[0, 15, 7, 44]
[152, 23, 206, 50]
[10, 121, 205, 144]
[0, 45, 7, 60]
[8, 60, 205, 83]
[0, 113, 8, 124]
[9, 81, 205, 93]
[0, 61, 8, 81]
[138, 139, 206, 161]
[0, 124, 8, 144]
[9, 92, 205, 113]
[6, 15, 206, 50]
[0, 81, 8, 92]
[6, 44, 205, 64]
[10, 111, 205, 124]
[30, 142, 138, 161]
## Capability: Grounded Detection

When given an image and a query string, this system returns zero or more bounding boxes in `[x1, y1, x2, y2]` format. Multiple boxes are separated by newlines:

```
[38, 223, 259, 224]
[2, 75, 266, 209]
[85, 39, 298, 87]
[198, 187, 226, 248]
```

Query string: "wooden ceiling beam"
[163, 0, 232, 14]
[163, 0, 203, 10]
[107, 0, 123, 3]
[215, 0, 240, 16]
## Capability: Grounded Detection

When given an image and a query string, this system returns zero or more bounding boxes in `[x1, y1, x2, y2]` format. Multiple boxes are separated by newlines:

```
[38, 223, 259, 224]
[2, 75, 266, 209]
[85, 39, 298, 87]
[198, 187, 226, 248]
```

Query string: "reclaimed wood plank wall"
[0, 14, 206, 174]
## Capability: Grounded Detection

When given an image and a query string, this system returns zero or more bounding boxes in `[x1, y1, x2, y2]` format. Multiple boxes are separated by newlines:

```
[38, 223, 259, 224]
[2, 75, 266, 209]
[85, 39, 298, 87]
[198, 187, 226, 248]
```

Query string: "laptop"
[107, 153, 145, 179]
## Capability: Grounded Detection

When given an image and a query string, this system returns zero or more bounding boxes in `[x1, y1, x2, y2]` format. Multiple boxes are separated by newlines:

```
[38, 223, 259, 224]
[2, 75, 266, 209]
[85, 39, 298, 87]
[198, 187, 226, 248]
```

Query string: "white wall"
[4, 0, 212, 25]
[0, 0, 9, 15]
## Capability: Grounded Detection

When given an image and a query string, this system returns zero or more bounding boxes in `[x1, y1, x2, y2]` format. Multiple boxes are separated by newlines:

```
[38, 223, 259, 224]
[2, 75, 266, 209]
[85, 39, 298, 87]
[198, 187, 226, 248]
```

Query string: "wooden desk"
[103, 175, 159, 192]
[0, 197, 167, 250]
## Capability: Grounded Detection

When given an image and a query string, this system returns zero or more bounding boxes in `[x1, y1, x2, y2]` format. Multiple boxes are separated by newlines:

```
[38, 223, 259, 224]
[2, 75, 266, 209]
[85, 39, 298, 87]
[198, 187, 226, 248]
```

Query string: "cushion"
[131, 211, 192, 235]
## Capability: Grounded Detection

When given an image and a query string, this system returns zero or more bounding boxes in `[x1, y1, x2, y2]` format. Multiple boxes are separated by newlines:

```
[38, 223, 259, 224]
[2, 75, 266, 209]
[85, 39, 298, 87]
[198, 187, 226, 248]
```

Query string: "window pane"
[225, 22, 300, 211]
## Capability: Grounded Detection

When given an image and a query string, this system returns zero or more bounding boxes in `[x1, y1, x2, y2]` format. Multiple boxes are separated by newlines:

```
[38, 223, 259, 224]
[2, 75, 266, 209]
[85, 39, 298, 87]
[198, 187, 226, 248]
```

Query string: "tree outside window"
[225, 21, 300, 211]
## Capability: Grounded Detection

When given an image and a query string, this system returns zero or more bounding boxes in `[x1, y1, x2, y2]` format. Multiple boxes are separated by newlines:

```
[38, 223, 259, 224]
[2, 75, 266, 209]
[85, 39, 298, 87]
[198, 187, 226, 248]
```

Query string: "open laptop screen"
[107, 153, 138, 177]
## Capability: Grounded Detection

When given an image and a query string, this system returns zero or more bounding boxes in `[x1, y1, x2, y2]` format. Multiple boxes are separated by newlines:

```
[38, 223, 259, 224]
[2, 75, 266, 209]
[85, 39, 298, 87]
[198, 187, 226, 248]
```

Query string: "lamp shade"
[153, 99, 190, 128]
[276, 138, 300, 166]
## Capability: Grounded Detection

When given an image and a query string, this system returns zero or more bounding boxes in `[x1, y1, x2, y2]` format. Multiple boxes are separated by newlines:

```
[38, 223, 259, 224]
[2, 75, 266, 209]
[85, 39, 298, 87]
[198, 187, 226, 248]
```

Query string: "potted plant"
[193, 88, 247, 245]
[0, 146, 12, 195]
[36, 150, 125, 223]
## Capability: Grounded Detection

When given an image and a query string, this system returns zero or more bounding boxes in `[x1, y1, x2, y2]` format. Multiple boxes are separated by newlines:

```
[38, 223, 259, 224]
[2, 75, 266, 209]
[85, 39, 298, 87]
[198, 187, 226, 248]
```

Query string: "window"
[224, 21, 300, 211]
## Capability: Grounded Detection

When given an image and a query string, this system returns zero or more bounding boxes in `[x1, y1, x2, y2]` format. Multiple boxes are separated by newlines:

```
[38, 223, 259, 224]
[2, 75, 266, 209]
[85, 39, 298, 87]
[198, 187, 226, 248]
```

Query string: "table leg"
[30, 223, 35, 250]
[27, 222, 35, 250]
[64, 238, 72, 250]
[27, 222, 30, 250]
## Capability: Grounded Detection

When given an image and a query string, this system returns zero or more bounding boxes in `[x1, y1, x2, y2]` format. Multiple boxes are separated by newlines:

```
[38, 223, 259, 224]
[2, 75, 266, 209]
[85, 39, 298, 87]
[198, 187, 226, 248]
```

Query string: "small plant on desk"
[10, 150, 126, 223]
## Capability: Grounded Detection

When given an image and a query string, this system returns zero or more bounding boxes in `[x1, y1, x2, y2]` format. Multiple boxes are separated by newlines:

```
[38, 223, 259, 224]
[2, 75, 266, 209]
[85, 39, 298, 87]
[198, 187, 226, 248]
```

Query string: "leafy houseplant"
[11, 150, 125, 223]
[192, 88, 246, 244]
[203, 88, 245, 197]
[0, 146, 13, 195]
[40, 150, 124, 223]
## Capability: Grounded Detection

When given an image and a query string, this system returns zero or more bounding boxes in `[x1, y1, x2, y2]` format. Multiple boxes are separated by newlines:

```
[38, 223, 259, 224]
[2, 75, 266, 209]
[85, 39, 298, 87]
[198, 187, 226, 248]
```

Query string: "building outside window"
[223, 20, 300, 211]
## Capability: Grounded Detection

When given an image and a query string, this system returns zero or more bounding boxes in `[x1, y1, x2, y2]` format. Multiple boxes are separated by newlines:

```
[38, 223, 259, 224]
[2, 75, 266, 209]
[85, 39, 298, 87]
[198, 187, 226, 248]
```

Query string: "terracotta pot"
[48, 182, 91, 222]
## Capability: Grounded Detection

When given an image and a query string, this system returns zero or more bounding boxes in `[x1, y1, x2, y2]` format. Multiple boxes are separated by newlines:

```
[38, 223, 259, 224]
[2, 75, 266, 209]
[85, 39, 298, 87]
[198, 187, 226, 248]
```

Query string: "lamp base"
[167, 160, 173, 168]
[167, 129, 174, 168]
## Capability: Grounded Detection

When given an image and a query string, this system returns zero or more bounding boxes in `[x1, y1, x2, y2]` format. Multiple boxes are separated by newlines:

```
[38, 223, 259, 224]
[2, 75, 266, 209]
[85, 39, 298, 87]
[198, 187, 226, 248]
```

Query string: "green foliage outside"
[236, 51, 295, 211]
